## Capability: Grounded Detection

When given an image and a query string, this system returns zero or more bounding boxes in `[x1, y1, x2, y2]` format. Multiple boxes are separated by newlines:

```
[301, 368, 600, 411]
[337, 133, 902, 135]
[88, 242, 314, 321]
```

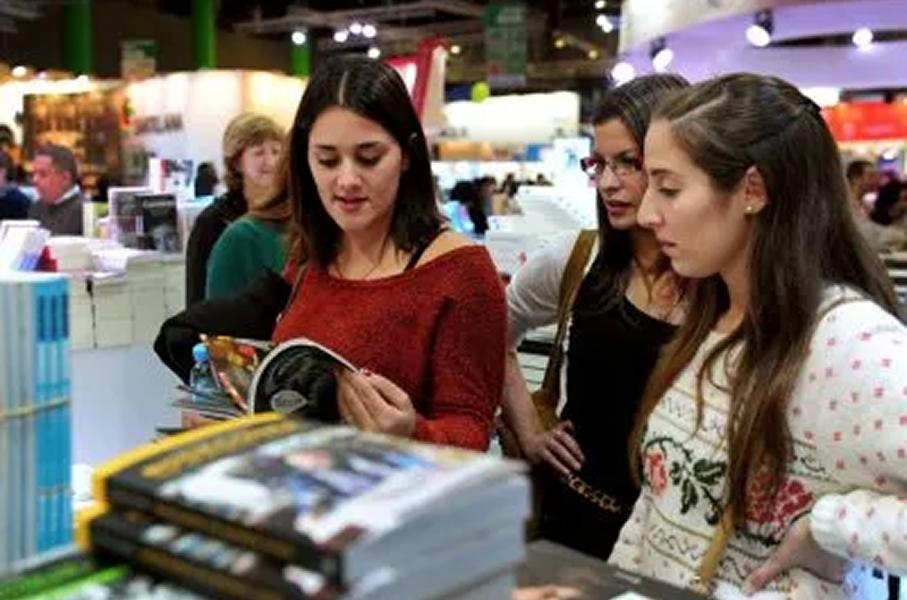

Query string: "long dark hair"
[630, 73, 901, 528]
[286, 56, 443, 266]
[576, 74, 689, 315]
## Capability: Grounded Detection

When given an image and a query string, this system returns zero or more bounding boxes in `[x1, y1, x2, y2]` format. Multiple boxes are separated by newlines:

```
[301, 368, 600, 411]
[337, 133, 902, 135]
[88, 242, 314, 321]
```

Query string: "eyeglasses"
[580, 154, 643, 180]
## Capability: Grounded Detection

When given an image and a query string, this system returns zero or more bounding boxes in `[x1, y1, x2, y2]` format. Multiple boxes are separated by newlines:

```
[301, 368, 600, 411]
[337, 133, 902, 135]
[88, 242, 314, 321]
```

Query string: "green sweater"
[205, 216, 288, 299]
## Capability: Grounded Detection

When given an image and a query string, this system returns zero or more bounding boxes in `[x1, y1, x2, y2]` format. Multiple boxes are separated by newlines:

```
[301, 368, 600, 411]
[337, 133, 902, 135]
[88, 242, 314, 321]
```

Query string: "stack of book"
[78, 414, 529, 599]
[0, 221, 49, 272]
[0, 272, 73, 575]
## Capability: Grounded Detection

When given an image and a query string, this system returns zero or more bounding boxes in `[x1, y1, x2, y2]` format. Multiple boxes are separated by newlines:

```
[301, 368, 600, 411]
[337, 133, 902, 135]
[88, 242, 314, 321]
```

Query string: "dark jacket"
[27, 190, 85, 236]
[155, 271, 290, 383]
[0, 186, 30, 221]
[184, 189, 246, 307]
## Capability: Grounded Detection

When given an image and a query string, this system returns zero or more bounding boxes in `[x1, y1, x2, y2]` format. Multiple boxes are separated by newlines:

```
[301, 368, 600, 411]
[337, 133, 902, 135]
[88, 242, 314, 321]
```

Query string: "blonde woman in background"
[185, 113, 284, 305]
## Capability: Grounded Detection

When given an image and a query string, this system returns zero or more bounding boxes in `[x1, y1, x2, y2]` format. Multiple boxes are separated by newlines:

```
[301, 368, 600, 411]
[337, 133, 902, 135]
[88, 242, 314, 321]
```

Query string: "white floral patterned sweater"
[608, 287, 907, 600]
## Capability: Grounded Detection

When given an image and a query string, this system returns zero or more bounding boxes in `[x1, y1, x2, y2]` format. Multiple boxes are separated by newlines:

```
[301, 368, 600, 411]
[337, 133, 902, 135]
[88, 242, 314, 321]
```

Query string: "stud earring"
[745, 205, 754, 214]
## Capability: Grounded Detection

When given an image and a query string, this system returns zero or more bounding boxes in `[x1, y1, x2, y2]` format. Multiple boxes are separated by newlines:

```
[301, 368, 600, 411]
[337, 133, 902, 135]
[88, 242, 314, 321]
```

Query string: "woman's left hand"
[743, 516, 848, 595]
[336, 369, 416, 438]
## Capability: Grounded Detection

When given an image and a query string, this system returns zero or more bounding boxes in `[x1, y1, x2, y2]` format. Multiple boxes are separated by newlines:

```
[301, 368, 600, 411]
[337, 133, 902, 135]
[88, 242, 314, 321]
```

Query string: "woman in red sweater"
[267, 56, 506, 450]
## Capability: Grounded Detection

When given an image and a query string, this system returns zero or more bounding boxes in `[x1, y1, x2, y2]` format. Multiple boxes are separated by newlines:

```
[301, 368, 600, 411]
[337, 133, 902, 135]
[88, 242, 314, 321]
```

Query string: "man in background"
[29, 144, 84, 236]
[845, 159, 878, 216]
[0, 150, 30, 221]
[846, 159, 905, 252]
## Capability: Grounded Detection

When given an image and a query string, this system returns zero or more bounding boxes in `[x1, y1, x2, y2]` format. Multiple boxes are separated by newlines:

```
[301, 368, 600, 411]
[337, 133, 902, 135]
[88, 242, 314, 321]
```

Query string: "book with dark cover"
[92, 414, 523, 585]
[137, 193, 180, 253]
[518, 540, 709, 600]
[80, 507, 341, 600]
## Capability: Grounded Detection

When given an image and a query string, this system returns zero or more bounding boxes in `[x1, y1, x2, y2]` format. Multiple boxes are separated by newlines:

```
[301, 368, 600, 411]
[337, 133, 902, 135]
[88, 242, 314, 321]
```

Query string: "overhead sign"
[484, 1, 527, 89]
[121, 39, 157, 80]
[822, 101, 907, 142]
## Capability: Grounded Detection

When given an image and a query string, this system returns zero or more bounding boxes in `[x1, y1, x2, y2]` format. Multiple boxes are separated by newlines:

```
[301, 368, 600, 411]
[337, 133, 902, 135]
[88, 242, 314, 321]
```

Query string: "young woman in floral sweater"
[608, 73, 906, 599]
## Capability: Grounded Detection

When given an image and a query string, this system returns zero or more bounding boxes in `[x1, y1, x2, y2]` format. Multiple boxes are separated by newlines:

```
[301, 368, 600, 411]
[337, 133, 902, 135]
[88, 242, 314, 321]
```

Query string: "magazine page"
[247, 337, 358, 420]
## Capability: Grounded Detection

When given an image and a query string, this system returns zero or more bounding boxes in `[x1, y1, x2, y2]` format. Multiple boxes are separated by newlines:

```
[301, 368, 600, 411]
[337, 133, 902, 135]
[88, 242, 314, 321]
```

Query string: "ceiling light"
[746, 10, 773, 47]
[11, 65, 27, 78]
[450, 44, 462, 55]
[594, 0, 605, 8]
[362, 24, 377, 38]
[291, 30, 307, 45]
[367, 46, 381, 59]
[349, 22, 363, 35]
[37, 71, 48, 80]
[588, 49, 599, 60]
[554, 37, 566, 49]
[596, 14, 614, 33]
[611, 61, 635, 84]
[881, 148, 898, 161]
[333, 29, 349, 43]
[650, 37, 673, 72]
[852, 27, 873, 49]
[76, 74, 89, 83]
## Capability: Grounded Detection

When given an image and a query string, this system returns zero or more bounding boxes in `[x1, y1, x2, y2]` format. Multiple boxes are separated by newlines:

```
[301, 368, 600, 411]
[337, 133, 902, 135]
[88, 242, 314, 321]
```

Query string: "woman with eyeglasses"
[500, 74, 689, 559]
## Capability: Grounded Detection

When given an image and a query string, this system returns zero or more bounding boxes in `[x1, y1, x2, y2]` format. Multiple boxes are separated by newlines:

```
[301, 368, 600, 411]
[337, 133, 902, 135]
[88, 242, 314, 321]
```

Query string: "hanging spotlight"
[450, 44, 462, 55]
[588, 49, 600, 60]
[852, 27, 873, 49]
[594, 0, 605, 8]
[349, 22, 363, 35]
[554, 37, 567, 49]
[291, 30, 307, 45]
[333, 29, 350, 43]
[362, 24, 377, 38]
[367, 46, 381, 59]
[11, 65, 27, 78]
[746, 10, 773, 48]
[650, 37, 673, 72]
[611, 61, 635, 84]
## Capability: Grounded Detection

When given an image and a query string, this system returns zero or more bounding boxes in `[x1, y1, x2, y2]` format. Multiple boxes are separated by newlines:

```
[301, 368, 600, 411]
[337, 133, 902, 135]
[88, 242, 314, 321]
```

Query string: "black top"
[184, 190, 246, 307]
[537, 286, 676, 560]
[0, 186, 30, 221]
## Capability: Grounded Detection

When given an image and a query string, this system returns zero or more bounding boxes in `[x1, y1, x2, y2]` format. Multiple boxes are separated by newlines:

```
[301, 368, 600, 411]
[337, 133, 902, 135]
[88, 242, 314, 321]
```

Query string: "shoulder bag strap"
[537, 229, 598, 410]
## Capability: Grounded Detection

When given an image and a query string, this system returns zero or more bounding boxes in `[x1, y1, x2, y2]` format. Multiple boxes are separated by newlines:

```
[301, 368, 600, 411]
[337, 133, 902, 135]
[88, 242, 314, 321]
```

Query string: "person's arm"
[411, 251, 508, 450]
[205, 221, 267, 300]
[500, 233, 579, 457]
[803, 300, 907, 575]
[153, 271, 290, 383]
[185, 208, 224, 307]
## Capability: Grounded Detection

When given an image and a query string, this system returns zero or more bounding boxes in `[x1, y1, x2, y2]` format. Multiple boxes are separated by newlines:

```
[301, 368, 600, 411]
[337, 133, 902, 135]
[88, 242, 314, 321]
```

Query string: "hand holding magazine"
[175, 336, 357, 424]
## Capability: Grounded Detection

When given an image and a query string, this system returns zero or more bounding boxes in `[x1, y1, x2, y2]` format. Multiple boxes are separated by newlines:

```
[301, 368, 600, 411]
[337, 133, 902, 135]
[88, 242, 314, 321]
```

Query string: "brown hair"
[629, 73, 901, 528]
[221, 113, 285, 193]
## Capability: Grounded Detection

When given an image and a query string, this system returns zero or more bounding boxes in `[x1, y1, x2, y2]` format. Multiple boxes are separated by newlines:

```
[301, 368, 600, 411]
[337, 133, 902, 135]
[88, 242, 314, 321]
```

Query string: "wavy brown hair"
[629, 73, 901, 528]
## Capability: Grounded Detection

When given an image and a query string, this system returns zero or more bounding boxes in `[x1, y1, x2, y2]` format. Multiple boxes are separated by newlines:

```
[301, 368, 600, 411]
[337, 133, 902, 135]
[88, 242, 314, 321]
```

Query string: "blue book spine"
[36, 280, 49, 554]
[0, 283, 10, 572]
[52, 277, 71, 548]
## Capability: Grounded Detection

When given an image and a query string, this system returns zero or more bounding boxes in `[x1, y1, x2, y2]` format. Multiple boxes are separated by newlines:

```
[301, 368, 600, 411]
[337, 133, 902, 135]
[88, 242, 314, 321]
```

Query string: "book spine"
[103, 479, 344, 583]
[0, 282, 9, 573]
[21, 280, 37, 562]
[57, 276, 73, 549]
[35, 279, 49, 554]
[89, 519, 304, 600]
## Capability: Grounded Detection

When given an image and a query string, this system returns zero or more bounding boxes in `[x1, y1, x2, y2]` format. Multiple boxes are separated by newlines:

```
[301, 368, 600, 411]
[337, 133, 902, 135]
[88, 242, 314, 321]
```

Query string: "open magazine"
[174, 336, 356, 423]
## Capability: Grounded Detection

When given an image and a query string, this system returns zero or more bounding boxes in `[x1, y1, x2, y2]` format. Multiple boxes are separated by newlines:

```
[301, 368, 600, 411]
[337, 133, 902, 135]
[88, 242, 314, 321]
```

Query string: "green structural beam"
[192, 0, 217, 69]
[63, 0, 92, 75]
[290, 43, 310, 77]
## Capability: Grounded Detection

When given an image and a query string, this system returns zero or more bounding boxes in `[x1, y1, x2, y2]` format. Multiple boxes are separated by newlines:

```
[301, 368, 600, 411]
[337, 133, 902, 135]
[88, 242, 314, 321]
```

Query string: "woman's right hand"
[523, 420, 585, 477]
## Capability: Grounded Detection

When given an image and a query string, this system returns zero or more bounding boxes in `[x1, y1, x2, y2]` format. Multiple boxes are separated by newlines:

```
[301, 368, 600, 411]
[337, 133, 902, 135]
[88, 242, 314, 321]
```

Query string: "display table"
[519, 540, 707, 599]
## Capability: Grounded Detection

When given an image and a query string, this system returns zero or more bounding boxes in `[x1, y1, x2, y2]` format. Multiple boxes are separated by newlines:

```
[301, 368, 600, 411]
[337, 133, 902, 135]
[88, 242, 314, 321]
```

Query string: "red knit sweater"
[272, 246, 507, 451]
